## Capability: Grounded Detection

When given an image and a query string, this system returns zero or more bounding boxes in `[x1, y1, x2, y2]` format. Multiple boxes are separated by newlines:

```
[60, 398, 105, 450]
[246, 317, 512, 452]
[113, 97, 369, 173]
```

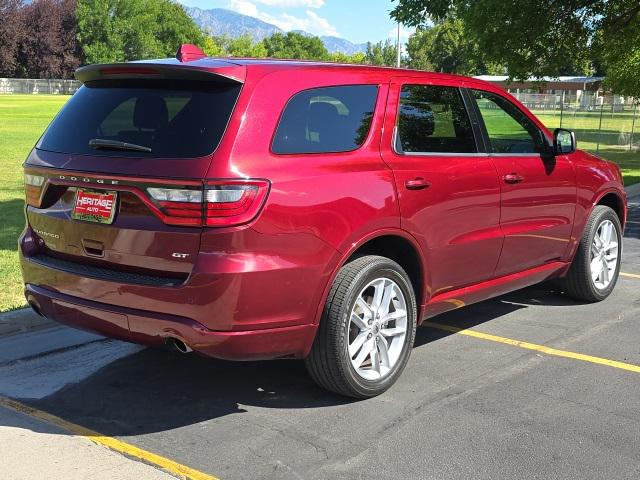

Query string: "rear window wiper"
[89, 138, 152, 153]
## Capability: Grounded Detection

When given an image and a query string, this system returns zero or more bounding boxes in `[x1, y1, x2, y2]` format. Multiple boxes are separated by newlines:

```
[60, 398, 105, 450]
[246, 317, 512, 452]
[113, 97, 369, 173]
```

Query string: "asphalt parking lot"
[1, 199, 639, 480]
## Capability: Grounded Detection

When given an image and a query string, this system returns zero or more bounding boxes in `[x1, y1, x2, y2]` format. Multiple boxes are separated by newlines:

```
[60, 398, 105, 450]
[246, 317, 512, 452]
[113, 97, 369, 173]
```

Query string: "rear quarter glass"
[37, 79, 241, 159]
[271, 84, 378, 154]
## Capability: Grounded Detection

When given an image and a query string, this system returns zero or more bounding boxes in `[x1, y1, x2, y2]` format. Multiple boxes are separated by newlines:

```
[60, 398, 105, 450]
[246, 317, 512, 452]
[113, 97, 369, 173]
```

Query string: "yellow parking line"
[621, 272, 640, 279]
[423, 321, 640, 374]
[0, 396, 219, 480]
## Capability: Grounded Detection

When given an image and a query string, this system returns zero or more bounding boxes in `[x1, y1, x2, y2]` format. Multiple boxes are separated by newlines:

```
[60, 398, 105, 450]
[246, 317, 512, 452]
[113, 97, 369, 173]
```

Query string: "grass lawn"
[0, 95, 70, 311]
[0, 95, 638, 313]
[536, 110, 640, 186]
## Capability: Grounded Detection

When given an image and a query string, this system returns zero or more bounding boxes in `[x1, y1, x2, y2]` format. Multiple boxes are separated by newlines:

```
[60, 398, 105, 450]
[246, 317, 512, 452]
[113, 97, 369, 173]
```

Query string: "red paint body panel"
[422, 261, 569, 319]
[381, 78, 503, 296]
[19, 58, 627, 360]
[490, 153, 577, 276]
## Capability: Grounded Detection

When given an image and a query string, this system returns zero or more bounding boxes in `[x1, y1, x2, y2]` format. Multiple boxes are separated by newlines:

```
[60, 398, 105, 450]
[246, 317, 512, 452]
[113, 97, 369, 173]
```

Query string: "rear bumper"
[25, 283, 317, 360]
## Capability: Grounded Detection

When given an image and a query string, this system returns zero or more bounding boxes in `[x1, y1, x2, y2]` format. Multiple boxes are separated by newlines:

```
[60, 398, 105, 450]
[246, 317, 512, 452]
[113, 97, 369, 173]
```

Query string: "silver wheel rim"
[590, 219, 619, 290]
[347, 277, 408, 381]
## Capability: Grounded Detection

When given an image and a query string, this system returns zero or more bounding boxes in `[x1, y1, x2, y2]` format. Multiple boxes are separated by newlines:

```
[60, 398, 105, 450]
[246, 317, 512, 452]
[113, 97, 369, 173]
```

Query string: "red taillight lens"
[205, 180, 270, 227]
[147, 187, 203, 226]
[146, 180, 270, 227]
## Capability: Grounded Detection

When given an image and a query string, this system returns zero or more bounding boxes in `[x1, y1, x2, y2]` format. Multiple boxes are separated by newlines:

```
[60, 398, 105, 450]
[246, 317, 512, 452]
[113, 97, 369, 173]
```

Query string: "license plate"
[72, 189, 117, 224]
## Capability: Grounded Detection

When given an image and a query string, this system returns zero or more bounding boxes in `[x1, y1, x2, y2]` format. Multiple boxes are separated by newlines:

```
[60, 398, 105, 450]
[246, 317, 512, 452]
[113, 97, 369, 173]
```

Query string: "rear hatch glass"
[37, 79, 241, 159]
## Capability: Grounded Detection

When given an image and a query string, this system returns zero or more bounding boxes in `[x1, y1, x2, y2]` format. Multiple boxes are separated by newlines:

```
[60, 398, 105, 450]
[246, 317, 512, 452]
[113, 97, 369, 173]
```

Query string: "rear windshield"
[38, 79, 241, 158]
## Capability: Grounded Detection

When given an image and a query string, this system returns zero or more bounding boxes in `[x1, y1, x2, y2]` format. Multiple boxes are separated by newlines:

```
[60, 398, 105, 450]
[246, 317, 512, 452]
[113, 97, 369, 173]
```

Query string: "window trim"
[467, 87, 547, 157]
[270, 83, 380, 156]
[392, 85, 483, 157]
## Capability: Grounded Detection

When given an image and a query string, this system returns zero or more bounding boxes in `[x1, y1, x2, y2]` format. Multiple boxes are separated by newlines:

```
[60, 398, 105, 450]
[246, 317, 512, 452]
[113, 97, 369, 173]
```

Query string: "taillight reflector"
[24, 173, 45, 207]
[25, 174, 45, 187]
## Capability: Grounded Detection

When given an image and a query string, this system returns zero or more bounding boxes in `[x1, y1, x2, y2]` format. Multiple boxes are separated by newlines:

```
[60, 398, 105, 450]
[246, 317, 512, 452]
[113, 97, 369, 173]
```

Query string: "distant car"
[20, 45, 627, 398]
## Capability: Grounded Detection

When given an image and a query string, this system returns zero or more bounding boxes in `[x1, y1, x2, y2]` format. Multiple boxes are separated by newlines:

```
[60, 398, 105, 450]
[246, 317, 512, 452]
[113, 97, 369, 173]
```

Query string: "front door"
[469, 88, 576, 277]
[381, 78, 503, 297]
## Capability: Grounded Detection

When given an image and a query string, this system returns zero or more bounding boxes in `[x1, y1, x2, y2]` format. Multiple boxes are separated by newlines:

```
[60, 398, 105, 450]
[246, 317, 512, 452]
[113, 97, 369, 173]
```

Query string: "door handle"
[503, 173, 524, 184]
[405, 178, 430, 190]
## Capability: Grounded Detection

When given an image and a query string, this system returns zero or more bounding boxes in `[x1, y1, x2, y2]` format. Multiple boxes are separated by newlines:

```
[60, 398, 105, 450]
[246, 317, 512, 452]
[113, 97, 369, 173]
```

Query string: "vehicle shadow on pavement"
[10, 286, 584, 438]
[24, 348, 353, 436]
[414, 284, 583, 347]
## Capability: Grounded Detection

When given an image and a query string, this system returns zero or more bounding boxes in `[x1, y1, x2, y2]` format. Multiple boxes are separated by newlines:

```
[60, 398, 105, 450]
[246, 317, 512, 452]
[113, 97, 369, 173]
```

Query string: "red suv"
[20, 45, 627, 398]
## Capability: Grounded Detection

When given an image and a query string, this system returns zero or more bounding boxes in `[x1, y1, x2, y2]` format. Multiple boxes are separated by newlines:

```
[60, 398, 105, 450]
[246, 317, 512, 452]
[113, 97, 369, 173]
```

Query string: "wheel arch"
[312, 229, 427, 328]
[594, 190, 626, 229]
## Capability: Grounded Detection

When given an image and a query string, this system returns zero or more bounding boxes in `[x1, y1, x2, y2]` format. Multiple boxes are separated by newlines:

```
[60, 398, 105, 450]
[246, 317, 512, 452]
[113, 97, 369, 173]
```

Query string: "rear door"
[381, 77, 503, 295]
[23, 66, 242, 282]
[468, 88, 576, 277]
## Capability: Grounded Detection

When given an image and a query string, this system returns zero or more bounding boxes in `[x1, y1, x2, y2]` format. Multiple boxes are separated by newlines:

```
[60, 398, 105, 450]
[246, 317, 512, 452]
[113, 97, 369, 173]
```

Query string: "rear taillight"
[24, 173, 45, 206]
[147, 187, 204, 226]
[205, 180, 270, 227]
[146, 180, 269, 227]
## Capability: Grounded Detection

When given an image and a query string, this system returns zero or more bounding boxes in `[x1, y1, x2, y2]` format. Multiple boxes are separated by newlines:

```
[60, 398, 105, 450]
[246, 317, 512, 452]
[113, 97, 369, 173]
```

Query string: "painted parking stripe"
[0, 396, 219, 480]
[621, 272, 640, 279]
[423, 321, 640, 374]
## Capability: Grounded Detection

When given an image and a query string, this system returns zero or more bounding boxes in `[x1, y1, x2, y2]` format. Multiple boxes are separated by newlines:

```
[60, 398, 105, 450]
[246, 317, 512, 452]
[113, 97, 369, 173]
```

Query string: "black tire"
[304, 255, 417, 398]
[560, 205, 622, 302]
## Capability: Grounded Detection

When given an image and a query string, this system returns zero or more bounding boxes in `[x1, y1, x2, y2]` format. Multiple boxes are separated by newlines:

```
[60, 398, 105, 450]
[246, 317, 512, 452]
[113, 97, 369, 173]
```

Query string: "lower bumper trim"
[25, 284, 317, 360]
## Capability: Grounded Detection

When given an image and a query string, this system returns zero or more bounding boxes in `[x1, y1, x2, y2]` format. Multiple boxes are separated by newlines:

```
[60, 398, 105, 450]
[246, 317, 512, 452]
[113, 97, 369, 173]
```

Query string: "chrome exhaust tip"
[166, 337, 193, 354]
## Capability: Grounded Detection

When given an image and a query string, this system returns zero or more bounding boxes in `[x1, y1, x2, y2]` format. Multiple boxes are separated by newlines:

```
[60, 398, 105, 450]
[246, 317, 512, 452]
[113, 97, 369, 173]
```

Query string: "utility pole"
[396, 22, 401, 68]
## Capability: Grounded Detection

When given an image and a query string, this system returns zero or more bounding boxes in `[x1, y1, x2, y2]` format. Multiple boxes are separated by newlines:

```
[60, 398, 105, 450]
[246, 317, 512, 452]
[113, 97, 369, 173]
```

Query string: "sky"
[177, 0, 414, 44]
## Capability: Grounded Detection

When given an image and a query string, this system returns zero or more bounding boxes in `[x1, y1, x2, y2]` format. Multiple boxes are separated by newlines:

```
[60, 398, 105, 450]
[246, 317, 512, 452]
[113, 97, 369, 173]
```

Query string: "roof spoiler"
[74, 61, 245, 85]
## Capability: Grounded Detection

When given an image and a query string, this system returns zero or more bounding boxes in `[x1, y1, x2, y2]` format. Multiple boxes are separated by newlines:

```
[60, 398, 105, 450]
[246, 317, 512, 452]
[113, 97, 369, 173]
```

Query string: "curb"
[0, 326, 103, 365]
[0, 307, 53, 338]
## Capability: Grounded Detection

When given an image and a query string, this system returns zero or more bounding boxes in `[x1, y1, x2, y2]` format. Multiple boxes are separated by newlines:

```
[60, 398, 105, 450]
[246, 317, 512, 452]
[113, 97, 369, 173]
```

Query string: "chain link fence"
[0, 78, 80, 95]
[512, 92, 639, 153]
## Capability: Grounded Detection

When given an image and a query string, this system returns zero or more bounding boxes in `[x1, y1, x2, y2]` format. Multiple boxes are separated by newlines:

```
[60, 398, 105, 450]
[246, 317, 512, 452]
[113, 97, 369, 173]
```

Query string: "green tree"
[364, 39, 397, 66]
[405, 28, 434, 72]
[202, 35, 267, 58]
[598, 7, 640, 96]
[406, 20, 504, 74]
[76, 0, 204, 64]
[328, 51, 366, 64]
[262, 32, 329, 60]
[391, 0, 639, 95]
[201, 36, 224, 57]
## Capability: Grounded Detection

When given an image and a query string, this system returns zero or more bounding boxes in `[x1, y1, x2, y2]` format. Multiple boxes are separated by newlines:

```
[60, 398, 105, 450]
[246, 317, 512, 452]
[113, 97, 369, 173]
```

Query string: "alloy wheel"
[590, 219, 619, 290]
[347, 277, 408, 381]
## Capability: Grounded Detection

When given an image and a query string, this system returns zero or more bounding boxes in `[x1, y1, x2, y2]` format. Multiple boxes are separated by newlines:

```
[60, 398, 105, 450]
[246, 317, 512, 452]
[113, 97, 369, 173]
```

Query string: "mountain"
[185, 7, 368, 54]
[320, 36, 368, 56]
[186, 7, 281, 42]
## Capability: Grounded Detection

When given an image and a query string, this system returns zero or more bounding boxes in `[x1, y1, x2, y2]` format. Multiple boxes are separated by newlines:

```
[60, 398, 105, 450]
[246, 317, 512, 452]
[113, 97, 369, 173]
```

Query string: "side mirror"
[553, 128, 576, 155]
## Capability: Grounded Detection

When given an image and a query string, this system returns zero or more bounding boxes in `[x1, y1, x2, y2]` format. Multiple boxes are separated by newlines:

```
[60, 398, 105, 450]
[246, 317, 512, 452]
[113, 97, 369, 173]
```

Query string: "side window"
[472, 89, 544, 154]
[272, 85, 378, 154]
[396, 85, 476, 154]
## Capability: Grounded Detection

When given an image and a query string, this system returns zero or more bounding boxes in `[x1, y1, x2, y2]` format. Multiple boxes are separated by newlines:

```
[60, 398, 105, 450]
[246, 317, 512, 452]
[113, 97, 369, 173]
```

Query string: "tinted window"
[396, 85, 476, 154]
[472, 89, 543, 154]
[272, 85, 377, 154]
[38, 80, 241, 158]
